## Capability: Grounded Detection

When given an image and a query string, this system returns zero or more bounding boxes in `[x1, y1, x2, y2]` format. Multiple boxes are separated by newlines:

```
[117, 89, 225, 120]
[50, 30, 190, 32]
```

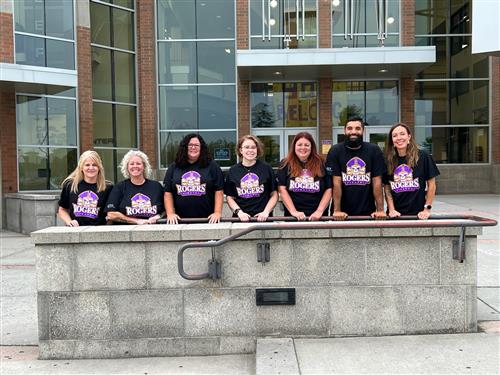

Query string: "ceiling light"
[224, 48, 232, 54]
[274, 71, 282, 75]
[387, 16, 395, 24]
[269, 18, 276, 26]
[462, 43, 468, 49]
[270, 0, 278, 8]
[379, 68, 388, 73]
[332, 0, 340, 6]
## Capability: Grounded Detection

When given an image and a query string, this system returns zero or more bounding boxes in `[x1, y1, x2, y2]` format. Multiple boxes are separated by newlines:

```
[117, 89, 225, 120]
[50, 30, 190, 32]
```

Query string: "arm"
[226, 195, 251, 222]
[384, 184, 400, 218]
[418, 177, 436, 220]
[164, 192, 180, 224]
[371, 176, 387, 219]
[279, 185, 306, 220]
[309, 188, 332, 221]
[107, 211, 149, 225]
[208, 190, 224, 224]
[255, 191, 278, 222]
[58, 206, 79, 227]
[332, 176, 347, 220]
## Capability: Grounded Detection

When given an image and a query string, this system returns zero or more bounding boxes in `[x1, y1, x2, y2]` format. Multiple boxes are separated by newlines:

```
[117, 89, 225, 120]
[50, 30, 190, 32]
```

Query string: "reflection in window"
[414, 127, 488, 163]
[251, 83, 317, 128]
[332, 81, 398, 127]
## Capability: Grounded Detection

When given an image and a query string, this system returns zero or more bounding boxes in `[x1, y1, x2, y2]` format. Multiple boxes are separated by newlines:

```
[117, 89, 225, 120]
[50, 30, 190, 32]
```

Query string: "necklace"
[241, 160, 256, 173]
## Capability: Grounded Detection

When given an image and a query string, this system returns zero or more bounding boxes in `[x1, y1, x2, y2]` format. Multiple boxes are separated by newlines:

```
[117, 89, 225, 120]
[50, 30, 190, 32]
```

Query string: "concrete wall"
[32, 223, 482, 360]
[5, 194, 59, 234]
[436, 165, 499, 194]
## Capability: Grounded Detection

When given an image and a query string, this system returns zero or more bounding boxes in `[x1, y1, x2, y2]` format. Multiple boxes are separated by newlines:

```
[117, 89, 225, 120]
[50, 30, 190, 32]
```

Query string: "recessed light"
[224, 48, 231, 54]
[269, 18, 276, 26]
[270, 0, 278, 8]
[332, 0, 340, 6]
[379, 68, 388, 73]
[387, 16, 395, 24]
[274, 71, 282, 75]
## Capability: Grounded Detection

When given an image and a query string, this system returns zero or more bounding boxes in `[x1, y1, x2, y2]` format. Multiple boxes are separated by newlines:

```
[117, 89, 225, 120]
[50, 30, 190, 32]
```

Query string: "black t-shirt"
[163, 160, 224, 218]
[105, 179, 165, 219]
[383, 149, 440, 215]
[58, 180, 113, 225]
[276, 162, 332, 216]
[224, 159, 277, 217]
[326, 142, 386, 215]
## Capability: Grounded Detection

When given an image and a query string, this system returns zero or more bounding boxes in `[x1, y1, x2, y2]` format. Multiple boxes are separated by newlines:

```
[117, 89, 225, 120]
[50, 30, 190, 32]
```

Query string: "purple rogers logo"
[126, 193, 157, 217]
[289, 169, 320, 193]
[390, 164, 419, 193]
[176, 170, 206, 196]
[236, 173, 264, 198]
[342, 157, 370, 185]
[73, 190, 100, 218]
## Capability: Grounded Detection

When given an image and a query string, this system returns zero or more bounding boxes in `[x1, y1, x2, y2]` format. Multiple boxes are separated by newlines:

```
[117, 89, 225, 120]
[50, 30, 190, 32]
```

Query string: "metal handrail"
[176, 215, 497, 280]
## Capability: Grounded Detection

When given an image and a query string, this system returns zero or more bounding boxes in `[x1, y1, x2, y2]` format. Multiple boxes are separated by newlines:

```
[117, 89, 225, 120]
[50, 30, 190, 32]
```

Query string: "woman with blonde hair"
[224, 135, 278, 221]
[106, 150, 164, 224]
[58, 150, 113, 226]
[383, 123, 439, 219]
[276, 132, 332, 221]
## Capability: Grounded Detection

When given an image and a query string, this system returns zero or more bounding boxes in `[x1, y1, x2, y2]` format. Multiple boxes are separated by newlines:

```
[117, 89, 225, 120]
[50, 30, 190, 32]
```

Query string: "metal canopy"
[0, 63, 77, 91]
[237, 46, 436, 80]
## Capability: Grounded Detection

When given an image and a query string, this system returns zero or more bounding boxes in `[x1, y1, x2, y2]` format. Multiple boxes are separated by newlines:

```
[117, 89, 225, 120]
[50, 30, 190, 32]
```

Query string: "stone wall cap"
[5, 193, 59, 200]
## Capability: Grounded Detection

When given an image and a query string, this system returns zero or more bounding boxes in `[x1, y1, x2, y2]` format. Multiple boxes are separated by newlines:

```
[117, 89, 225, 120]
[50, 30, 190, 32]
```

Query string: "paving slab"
[294, 333, 500, 374]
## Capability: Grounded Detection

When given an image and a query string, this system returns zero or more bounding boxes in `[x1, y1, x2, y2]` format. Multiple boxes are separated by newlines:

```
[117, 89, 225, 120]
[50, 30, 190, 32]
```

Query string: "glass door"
[364, 126, 390, 151]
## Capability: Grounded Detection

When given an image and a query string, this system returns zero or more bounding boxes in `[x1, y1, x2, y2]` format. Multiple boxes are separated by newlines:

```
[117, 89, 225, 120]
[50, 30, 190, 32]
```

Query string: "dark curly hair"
[175, 133, 213, 168]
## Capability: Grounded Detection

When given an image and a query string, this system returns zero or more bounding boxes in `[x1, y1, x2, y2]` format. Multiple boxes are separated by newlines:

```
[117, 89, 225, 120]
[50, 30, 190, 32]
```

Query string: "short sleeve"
[267, 164, 278, 191]
[224, 167, 237, 197]
[326, 146, 342, 176]
[424, 151, 440, 180]
[211, 162, 224, 190]
[105, 184, 123, 213]
[322, 165, 333, 189]
[163, 163, 175, 193]
[371, 145, 387, 177]
[276, 165, 288, 186]
[58, 181, 71, 209]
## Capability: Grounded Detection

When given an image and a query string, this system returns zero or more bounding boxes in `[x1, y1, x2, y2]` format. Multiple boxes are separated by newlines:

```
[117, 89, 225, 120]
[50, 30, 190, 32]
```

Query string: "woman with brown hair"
[276, 132, 332, 221]
[224, 135, 278, 221]
[383, 123, 440, 219]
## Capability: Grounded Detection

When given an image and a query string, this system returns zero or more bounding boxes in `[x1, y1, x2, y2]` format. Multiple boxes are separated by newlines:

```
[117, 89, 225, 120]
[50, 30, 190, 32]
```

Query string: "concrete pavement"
[1, 194, 498, 374]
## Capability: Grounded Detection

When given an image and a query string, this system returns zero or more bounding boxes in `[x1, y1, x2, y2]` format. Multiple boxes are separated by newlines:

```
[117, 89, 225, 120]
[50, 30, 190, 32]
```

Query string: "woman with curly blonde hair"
[105, 150, 164, 224]
[383, 123, 440, 219]
[58, 150, 113, 226]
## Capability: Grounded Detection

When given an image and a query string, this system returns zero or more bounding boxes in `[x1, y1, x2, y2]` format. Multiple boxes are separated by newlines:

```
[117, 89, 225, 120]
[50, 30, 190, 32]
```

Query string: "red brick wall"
[238, 78, 250, 137]
[136, 0, 157, 168]
[0, 12, 14, 63]
[0, 87, 17, 192]
[401, 0, 415, 46]
[318, 0, 331, 48]
[318, 79, 332, 152]
[77, 26, 94, 152]
[236, 0, 249, 50]
[400, 77, 415, 130]
[492, 56, 500, 164]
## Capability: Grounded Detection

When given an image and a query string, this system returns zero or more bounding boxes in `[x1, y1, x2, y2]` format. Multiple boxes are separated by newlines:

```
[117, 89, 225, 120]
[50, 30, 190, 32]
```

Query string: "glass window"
[414, 126, 488, 163]
[159, 86, 198, 130]
[197, 41, 235, 83]
[91, 2, 111, 46]
[415, 0, 447, 35]
[115, 105, 137, 147]
[251, 83, 283, 128]
[114, 51, 136, 103]
[157, 0, 195, 39]
[15, 34, 45, 67]
[112, 0, 134, 9]
[113, 7, 134, 50]
[160, 130, 237, 168]
[14, 0, 45, 35]
[283, 82, 317, 127]
[95, 148, 129, 184]
[46, 39, 75, 70]
[92, 47, 113, 101]
[47, 98, 77, 146]
[158, 42, 196, 84]
[49, 147, 78, 189]
[196, 0, 234, 38]
[45, 0, 74, 39]
[332, 81, 398, 127]
[16, 96, 47, 145]
[198, 86, 236, 129]
[415, 80, 488, 125]
[18, 147, 49, 190]
[93, 102, 114, 147]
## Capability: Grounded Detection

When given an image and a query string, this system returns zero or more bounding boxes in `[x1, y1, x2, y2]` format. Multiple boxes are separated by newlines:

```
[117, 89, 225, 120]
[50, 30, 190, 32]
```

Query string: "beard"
[345, 135, 362, 149]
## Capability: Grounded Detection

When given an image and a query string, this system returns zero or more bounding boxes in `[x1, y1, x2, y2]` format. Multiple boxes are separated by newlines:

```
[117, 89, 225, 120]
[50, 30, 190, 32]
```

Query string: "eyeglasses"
[188, 144, 201, 149]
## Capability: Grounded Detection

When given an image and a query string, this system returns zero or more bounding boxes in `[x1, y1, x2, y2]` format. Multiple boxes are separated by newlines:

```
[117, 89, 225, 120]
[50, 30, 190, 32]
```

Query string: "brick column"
[401, 0, 415, 46]
[236, 0, 249, 50]
[0, 87, 17, 193]
[400, 77, 414, 130]
[0, 10, 14, 63]
[238, 78, 250, 137]
[318, 79, 332, 155]
[136, 0, 157, 168]
[492, 56, 500, 164]
[77, 25, 94, 152]
[318, 0, 332, 48]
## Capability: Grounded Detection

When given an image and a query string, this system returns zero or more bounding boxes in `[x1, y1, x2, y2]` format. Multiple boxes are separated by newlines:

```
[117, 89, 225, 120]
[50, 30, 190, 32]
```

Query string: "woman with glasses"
[224, 135, 278, 221]
[163, 133, 224, 224]
[277, 132, 332, 221]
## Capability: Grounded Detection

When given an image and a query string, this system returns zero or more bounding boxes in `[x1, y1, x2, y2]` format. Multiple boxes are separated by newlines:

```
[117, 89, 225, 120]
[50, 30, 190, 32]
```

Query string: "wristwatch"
[424, 204, 432, 210]
[234, 208, 241, 215]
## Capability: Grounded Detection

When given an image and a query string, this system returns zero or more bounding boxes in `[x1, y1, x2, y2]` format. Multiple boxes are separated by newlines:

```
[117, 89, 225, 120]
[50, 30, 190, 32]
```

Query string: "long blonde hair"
[385, 123, 420, 174]
[62, 150, 107, 193]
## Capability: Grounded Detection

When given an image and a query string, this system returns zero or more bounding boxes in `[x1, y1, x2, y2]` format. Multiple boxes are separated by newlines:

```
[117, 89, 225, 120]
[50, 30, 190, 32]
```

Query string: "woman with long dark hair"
[276, 132, 332, 221]
[163, 133, 224, 224]
[58, 150, 113, 226]
[383, 123, 439, 219]
[224, 135, 278, 221]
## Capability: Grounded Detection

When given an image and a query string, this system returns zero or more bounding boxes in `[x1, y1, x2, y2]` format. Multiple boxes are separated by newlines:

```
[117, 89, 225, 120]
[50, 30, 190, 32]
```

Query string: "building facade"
[1, 0, 499, 226]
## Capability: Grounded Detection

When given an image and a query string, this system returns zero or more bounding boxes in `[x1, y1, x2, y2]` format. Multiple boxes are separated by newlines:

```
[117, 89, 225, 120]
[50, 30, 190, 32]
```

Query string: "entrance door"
[253, 128, 317, 167]
[332, 126, 390, 151]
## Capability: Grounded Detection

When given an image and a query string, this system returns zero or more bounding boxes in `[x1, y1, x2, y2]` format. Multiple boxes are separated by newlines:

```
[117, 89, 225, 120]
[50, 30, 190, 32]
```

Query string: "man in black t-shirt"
[325, 116, 387, 219]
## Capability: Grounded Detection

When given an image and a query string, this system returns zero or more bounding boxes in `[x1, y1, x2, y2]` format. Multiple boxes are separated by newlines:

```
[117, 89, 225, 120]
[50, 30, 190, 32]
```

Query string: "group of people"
[58, 117, 439, 227]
